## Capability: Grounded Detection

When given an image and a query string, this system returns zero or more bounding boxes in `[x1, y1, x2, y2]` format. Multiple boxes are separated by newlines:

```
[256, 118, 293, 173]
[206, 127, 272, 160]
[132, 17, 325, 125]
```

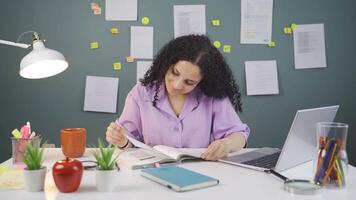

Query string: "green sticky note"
[11, 129, 21, 138]
[291, 23, 297, 30]
[223, 45, 231, 53]
[213, 41, 221, 48]
[267, 41, 276, 47]
[212, 19, 221, 26]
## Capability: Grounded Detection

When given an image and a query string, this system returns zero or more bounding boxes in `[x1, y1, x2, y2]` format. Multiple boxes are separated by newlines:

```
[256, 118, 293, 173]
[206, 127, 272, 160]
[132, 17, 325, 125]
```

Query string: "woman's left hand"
[201, 139, 230, 161]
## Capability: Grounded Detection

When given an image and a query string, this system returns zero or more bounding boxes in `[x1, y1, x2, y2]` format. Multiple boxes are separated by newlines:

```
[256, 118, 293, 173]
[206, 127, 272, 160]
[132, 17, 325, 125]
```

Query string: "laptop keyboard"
[242, 151, 281, 169]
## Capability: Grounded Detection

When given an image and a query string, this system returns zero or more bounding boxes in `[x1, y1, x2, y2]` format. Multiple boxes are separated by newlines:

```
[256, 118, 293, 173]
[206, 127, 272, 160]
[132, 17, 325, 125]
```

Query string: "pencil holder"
[11, 136, 40, 164]
[61, 128, 86, 158]
[314, 122, 348, 188]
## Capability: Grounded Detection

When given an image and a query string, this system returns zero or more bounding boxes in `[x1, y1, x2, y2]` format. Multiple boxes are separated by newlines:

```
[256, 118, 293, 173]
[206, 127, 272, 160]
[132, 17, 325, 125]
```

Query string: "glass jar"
[314, 122, 348, 188]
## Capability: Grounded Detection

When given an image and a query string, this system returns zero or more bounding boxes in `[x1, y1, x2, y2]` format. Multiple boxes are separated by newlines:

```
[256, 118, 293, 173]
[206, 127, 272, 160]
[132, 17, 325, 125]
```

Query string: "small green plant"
[92, 138, 119, 170]
[23, 138, 45, 170]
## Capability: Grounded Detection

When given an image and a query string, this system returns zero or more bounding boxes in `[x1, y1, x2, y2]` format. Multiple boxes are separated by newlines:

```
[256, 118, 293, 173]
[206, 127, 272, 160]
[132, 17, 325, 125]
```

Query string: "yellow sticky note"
[212, 19, 221, 27]
[223, 45, 231, 53]
[291, 23, 297, 30]
[141, 17, 150, 25]
[11, 129, 21, 138]
[110, 28, 119, 34]
[213, 41, 221, 48]
[283, 27, 292, 34]
[126, 56, 134, 63]
[113, 62, 122, 70]
[267, 41, 276, 47]
[90, 42, 99, 49]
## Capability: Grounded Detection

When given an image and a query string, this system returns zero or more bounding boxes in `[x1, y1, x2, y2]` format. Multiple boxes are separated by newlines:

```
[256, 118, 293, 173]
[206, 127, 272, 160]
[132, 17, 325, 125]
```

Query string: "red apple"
[52, 157, 83, 193]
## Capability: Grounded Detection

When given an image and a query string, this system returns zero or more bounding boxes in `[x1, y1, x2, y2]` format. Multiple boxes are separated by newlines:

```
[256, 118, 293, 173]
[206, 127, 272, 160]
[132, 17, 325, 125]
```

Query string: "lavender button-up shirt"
[116, 83, 250, 148]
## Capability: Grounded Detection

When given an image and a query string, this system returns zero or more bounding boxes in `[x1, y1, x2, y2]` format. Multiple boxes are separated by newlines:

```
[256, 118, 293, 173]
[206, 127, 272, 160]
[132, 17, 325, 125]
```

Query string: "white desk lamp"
[0, 31, 68, 79]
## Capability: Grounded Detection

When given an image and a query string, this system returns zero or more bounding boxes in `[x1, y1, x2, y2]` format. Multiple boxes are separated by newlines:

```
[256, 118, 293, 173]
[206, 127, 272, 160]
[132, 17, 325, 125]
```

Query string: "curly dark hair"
[140, 34, 243, 113]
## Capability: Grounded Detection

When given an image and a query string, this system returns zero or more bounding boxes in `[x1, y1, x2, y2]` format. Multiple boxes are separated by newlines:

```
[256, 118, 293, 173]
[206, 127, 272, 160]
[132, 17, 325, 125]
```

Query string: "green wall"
[1, 0, 355, 165]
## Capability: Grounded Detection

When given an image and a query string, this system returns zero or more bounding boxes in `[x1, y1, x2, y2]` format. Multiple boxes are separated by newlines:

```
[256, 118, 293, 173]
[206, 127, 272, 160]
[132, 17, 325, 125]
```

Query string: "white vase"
[95, 169, 117, 192]
[24, 166, 47, 192]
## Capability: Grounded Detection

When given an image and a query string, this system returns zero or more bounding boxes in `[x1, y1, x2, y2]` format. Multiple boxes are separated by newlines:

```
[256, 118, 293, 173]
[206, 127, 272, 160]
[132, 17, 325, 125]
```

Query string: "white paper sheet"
[130, 26, 154, 59]
[245, 60, 279, 95]
[240, 0, 273, 44]
[174, 5, 206, 38]
[137, 61, 152, 83]
[84, 76, 119, 113]
[105, 0, 137, 21]
[293, 23, 327, 69]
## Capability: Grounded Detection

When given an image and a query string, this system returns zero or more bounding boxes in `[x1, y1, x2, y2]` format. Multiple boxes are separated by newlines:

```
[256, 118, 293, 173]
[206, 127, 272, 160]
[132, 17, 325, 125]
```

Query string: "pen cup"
[314, 122, 348, 188]
[61, 128, 86, 158]
[11, 136, 40, 164]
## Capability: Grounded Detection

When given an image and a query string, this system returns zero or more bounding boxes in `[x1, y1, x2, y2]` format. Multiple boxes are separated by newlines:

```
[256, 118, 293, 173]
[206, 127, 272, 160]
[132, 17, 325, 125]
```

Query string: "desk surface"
[1, 148, 355, 200]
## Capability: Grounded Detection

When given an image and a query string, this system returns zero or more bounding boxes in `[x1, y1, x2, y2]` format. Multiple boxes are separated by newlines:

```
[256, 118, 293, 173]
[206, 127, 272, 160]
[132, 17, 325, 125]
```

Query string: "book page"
[126, 134, 153, 151]
[0, 169, 24, 189]
[117, 148, 173, 170]
[154, 145, 205, 160]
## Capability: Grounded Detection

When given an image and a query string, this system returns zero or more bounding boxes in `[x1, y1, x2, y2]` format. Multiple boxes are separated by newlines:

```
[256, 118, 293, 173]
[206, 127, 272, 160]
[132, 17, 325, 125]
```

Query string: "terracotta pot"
[61, 128, 86, 158]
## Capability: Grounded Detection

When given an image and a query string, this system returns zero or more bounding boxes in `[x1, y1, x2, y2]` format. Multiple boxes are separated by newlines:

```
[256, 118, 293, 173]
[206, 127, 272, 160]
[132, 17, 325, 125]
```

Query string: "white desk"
[1, 148, 355, 200]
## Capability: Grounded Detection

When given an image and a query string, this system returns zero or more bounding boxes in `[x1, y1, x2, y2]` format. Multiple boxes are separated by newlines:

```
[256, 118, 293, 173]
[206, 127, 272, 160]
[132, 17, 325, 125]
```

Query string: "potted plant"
[92, 138, 119, 192]
[23, 138, 46, 192]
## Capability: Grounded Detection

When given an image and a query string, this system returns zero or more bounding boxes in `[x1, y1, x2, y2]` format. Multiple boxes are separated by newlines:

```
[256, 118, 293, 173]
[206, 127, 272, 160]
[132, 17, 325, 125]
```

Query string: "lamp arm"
[0, 39, 30, 49]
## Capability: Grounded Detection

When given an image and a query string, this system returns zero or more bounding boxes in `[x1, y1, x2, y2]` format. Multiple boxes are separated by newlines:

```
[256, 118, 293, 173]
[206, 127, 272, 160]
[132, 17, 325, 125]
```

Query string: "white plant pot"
[95, 169, 117, 192]
[24, 166, 47, 192]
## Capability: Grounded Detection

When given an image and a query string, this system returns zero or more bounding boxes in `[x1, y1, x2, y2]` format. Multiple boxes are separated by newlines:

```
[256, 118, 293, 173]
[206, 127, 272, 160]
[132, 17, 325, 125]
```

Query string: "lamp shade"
[19, 40, 68, 79]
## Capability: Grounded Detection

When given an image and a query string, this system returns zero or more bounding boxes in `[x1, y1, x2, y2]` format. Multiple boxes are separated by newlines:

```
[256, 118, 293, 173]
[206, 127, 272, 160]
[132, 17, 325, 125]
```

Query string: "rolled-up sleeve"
[210, 97, 250, 143]
[116, 85, 144, 142]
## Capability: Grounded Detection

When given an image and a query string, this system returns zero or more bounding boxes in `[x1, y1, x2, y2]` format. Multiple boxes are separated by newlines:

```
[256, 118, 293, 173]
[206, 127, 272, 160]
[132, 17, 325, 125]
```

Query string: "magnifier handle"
[265, 169, 289, 182]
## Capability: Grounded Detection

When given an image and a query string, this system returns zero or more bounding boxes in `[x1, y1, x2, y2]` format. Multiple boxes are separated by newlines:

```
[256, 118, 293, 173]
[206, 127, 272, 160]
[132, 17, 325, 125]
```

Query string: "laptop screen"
[275, 105, 339, 171]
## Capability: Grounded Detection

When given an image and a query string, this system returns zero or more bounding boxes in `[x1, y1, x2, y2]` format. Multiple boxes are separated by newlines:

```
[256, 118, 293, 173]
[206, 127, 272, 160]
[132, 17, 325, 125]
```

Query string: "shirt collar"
[148, 83, 201, 119]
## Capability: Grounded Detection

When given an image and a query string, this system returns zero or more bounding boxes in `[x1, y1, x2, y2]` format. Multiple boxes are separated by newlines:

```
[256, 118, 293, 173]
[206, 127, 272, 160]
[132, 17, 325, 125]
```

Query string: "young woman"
[106, 35, 250, 160]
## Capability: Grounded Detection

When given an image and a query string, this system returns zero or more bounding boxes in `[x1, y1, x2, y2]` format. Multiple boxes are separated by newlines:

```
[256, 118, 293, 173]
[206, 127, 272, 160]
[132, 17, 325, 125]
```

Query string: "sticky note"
[90, 42, 99, 49]
[283, 27, 292, 34]
[113, 62, 122, 70]
[141, 17, 150, 25]
[126, 56, 134, 63]
[291, 23, 297, 30]
[90, 2, 101, 15]
[223, 45, 231, 53]
[213, 41, 221, 48]
[212, 19, 221, 26]
[11, 129, 21, 138]
[267, 41, 276, 47]
[110, 28, 119, 34]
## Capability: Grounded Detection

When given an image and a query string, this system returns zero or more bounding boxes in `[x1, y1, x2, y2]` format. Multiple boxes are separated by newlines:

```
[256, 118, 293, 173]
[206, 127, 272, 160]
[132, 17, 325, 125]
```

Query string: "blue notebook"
[141, 166, 219, 192]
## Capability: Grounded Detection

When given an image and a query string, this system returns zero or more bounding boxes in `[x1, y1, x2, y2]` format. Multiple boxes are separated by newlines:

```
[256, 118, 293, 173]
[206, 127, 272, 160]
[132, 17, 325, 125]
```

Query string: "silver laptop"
[219, 105, 339, 172]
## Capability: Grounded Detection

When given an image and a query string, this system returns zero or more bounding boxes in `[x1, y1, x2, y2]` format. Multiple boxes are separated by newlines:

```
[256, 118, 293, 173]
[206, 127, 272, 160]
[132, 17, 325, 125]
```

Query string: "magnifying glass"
[264, 169, 322, 195]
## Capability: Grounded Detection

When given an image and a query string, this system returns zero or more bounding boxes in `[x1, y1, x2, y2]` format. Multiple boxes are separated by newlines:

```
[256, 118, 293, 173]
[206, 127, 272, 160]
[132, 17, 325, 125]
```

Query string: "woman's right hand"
[106, 122, 129, 147]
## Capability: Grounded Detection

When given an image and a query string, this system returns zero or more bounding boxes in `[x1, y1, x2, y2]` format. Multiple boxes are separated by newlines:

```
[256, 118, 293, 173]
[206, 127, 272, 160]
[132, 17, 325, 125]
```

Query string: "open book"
[117, 136, 206, 170]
